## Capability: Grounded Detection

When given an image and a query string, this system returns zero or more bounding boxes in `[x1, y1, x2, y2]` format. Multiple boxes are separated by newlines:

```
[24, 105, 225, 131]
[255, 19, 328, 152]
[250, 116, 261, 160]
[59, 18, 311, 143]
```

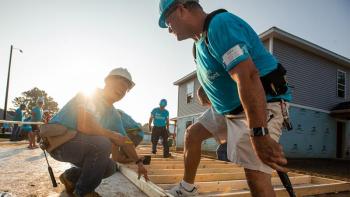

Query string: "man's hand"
[251, 135, 288, 172]
[109, 133, 129, 146]
[137, 163, 149, 181]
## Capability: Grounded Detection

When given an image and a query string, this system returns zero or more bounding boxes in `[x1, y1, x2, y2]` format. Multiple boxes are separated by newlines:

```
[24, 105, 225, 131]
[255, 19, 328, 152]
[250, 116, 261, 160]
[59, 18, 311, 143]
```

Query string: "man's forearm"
[148, 117, 153, 131]
[121, 144, 140, 162]
[230, 59, 267, 129]
[239, 75, 267, 128]
[112, 144, 134, 163]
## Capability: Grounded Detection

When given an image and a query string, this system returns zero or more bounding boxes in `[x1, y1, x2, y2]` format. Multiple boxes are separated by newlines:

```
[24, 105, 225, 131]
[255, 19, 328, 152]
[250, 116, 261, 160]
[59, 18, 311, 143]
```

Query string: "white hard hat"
[105, 67, 135, 89]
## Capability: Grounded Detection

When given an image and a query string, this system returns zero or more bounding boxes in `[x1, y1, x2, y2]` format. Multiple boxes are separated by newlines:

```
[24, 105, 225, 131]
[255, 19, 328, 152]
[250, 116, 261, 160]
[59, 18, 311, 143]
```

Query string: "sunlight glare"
[81, 86, 96, 97]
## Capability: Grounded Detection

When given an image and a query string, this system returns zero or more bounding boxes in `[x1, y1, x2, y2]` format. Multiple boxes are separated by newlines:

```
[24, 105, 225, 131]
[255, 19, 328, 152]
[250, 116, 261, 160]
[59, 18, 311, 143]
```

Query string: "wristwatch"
[251, 127, 269, 136]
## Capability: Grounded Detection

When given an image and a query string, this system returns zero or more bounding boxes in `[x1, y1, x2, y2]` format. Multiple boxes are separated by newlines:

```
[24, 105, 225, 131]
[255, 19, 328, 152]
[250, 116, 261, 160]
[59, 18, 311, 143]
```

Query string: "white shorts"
[226, 102, 288, 174]
[196, 107, 227, 144]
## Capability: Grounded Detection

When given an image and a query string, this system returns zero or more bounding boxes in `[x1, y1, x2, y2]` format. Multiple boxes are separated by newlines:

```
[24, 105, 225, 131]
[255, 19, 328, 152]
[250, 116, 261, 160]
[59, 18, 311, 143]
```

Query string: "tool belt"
[260, 63, 288, 97]
[39, 124, 77, 153]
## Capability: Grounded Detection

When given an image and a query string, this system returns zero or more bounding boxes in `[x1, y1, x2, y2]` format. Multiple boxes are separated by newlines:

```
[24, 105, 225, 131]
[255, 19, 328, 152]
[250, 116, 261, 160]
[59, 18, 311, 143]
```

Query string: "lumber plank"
[310, 176, 347, 184]
[117, 163, 168, 197]
[148, 160, 231, 164]
[149, 172, 303, 184]
[160, 175, 311, 192]
[145, 168, 246, 175]
[127, 163, 237, 169]
[126, 145, 350, 197]
[204, 182, 350, 197]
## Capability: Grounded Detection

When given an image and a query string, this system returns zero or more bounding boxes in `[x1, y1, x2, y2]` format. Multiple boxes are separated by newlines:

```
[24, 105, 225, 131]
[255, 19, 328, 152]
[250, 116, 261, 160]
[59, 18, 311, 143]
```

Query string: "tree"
[12, 87, 59, 115]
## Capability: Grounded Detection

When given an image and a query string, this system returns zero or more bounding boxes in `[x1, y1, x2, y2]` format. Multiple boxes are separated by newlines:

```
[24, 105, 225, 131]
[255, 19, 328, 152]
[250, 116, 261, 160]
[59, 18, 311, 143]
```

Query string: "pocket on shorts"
[226, 118, 247, 163]
[266, 102, 284, 141]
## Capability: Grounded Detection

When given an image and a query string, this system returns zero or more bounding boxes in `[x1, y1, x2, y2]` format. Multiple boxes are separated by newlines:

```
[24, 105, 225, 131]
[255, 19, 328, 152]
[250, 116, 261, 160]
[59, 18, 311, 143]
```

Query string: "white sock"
[180, 180, 195, 191]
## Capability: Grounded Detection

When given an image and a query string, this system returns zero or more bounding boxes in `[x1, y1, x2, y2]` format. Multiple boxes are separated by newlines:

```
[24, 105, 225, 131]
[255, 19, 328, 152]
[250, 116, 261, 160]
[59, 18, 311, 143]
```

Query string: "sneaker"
[168, 183, 198, 196]
[59, 172, 75, 194]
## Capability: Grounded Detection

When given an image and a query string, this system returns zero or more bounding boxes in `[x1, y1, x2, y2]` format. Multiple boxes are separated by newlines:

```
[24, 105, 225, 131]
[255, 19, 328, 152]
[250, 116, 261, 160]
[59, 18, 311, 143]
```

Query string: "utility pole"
[3, 45, 22, 120]
[3, 45, 13, 120]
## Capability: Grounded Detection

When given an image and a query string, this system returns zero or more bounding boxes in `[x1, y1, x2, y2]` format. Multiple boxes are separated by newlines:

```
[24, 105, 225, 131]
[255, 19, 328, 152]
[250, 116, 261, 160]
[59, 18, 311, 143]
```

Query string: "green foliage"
[12, 87, 59, 115]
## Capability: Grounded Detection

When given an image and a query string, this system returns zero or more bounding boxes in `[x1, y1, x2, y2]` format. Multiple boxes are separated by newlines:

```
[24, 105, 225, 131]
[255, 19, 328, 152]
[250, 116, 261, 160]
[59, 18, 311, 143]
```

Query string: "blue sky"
[0, 0, 349, 124]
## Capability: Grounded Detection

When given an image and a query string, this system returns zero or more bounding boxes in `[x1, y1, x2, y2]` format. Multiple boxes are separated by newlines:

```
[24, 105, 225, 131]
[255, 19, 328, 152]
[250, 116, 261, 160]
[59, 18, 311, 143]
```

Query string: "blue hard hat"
[160, 99, 167, 107]
[158, 0, 199, 28]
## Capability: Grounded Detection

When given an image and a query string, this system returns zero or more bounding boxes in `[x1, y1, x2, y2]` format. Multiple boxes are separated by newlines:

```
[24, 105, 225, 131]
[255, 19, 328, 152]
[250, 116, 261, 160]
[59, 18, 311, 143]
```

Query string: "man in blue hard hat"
[148, 99, 171, 158]
[157, 0, 292, 196]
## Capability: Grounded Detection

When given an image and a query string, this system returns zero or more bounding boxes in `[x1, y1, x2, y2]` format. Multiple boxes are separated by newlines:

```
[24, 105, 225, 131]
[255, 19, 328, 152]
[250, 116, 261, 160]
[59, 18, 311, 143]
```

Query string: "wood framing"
[118, 145, 350, 197]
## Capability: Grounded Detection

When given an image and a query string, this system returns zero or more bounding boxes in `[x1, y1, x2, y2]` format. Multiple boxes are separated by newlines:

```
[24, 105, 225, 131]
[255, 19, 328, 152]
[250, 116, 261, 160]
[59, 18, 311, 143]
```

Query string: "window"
[186, 80, 194, 104]
[337, 70, 346, 98]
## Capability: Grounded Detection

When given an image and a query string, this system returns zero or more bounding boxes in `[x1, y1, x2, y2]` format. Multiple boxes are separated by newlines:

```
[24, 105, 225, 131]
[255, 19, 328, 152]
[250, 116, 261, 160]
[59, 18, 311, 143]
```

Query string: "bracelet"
[135, 158, 143, 165]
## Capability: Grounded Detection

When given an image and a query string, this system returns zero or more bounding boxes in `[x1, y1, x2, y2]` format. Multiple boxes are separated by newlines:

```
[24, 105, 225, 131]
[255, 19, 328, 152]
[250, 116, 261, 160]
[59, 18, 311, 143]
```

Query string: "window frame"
[185, 80, 195, 104]
[337, 69, 346, 99]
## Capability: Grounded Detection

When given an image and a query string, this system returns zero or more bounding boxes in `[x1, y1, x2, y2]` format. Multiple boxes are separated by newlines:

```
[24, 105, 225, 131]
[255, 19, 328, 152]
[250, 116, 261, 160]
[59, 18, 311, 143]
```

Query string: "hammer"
[277, 171, 296, 197]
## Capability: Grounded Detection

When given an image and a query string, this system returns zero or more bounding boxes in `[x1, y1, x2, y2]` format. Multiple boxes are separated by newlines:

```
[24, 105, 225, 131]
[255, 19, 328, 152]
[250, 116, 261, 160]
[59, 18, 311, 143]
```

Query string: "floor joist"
[118, 145, 350, 197]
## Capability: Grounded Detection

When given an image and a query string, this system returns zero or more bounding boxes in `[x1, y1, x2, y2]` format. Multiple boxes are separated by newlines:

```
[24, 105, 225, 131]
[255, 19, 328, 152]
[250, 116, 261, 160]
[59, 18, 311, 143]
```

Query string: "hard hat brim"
[105, 75, 135, 90]
[158, 0, 176, 28]
[159, 14, 168, 28]
[129, 81, 135, 90]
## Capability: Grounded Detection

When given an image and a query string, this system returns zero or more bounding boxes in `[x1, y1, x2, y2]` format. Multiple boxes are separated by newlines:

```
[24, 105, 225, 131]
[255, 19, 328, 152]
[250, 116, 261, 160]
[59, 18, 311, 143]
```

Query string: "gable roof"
[173, 71, 196, 85]
[260, 27, 350, 68]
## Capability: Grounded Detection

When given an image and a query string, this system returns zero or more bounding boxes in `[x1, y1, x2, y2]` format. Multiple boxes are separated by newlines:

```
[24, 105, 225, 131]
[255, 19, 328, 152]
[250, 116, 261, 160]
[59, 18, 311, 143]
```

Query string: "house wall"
[177, 78, 207, 117]
[175, 105, 342, 159]
[280, 105, 337, 158]
[273, 39, 350, 111]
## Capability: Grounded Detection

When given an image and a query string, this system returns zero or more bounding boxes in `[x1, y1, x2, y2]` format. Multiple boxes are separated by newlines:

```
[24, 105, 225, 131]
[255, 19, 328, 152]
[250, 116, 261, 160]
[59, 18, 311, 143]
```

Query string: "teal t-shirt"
[151, 107, 169, 127]
[49, 89, 127, 136]
[117, 109, 144, 138]
[14, 108, 24, 121]
[31, 106, 43, 122]
[195, 11, 292, 115]
[22, 117, 32, 132]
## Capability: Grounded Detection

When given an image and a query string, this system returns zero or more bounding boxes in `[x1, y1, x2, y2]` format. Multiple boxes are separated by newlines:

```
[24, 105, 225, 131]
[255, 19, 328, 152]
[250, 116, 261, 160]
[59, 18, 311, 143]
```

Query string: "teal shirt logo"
[151, 107, 169, 127]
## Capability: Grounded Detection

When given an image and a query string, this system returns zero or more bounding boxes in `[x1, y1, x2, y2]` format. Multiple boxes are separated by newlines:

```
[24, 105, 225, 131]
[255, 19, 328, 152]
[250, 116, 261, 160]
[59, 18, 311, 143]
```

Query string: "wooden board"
[118, 145, 350, 197]
[0, 120, 44, 125]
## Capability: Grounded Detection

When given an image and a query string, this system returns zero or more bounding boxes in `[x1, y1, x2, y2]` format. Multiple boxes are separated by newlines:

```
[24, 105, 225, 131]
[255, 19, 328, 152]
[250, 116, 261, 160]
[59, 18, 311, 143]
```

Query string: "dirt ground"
[0, 139, 146, 197]
[286, 158, 350, 182]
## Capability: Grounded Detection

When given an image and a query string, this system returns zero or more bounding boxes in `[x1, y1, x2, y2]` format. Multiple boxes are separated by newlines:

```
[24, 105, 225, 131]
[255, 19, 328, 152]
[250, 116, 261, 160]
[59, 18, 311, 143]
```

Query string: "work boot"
[168, 183, 198, 196]
[59, 172, 76, 194]
[73, 191, 102, 197]
[164, 153, 172, 158]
